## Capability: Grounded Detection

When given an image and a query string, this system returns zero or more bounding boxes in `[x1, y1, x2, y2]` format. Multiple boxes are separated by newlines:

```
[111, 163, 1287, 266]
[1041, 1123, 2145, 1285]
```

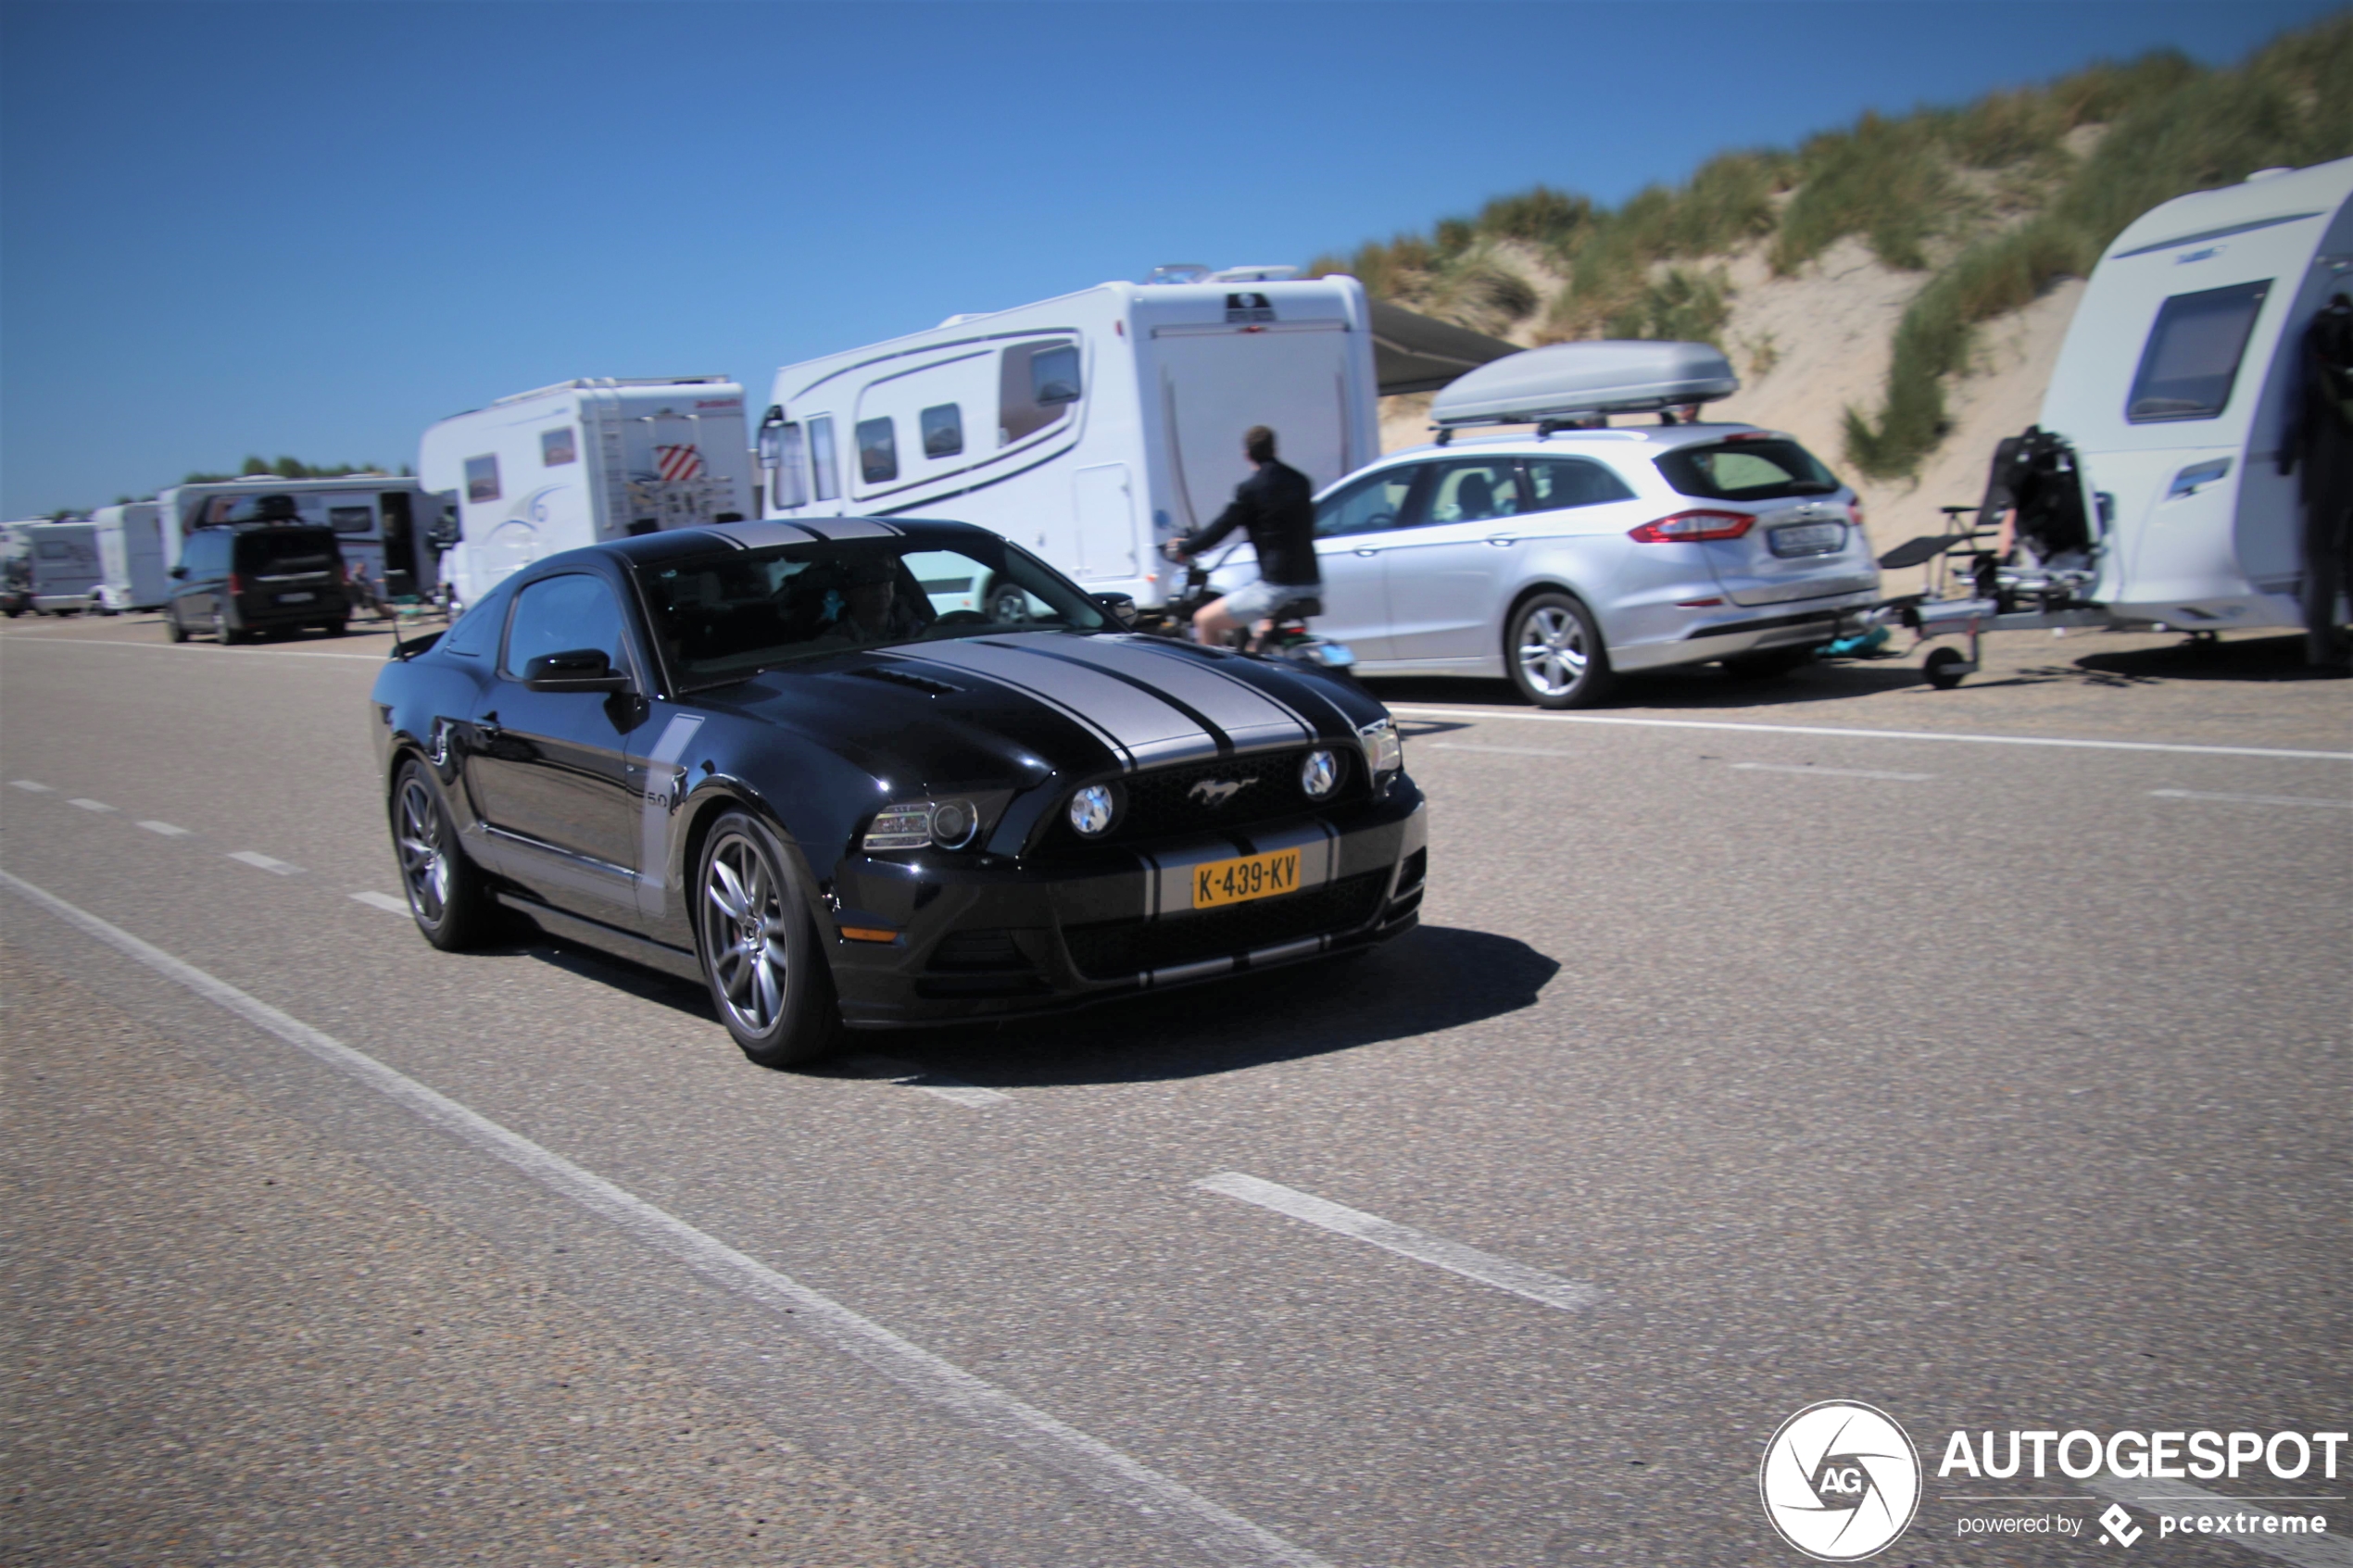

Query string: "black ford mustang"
[370, 519, 1427, 1066]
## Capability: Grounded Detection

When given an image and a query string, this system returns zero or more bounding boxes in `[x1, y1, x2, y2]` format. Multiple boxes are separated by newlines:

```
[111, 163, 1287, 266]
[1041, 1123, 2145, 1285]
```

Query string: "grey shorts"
[1216, 578, 1316, 621]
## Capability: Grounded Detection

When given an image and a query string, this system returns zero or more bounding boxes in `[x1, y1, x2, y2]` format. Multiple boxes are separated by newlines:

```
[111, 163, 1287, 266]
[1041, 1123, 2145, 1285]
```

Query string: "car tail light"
[228, 572, 245, 595]
[1629, 509, 1753, 544]
[1847, 500, 1866, 531]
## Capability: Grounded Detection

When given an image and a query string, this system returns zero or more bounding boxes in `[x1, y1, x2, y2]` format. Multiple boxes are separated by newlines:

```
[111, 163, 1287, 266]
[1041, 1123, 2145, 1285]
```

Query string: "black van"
[166, 524, 350, 644]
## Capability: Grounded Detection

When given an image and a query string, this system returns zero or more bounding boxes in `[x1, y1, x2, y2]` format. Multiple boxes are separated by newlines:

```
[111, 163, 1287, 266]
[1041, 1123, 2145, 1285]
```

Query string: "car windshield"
[1655, 437, 1841, 502]
[635, 535, 1110, 688]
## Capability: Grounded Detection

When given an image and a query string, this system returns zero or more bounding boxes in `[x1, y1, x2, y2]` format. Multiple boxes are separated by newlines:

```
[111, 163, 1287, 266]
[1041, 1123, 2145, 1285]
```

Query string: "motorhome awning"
[1367, 300, 1521, 396]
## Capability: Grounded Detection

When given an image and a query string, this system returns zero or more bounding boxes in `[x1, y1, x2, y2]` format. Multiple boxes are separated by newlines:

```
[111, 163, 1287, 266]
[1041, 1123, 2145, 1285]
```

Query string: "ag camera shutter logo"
[1760, 1400, 1922, 1561]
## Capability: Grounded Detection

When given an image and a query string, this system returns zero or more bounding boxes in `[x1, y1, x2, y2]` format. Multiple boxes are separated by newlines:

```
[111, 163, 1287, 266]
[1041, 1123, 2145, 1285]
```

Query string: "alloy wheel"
[701, 830, 791, 1035]
[396, 775, 451, 923]
[1516, 605, 1591, 697]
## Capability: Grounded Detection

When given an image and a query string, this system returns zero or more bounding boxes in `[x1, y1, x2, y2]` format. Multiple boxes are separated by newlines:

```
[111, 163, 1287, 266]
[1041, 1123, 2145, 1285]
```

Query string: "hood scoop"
[850, 664, 963, 697]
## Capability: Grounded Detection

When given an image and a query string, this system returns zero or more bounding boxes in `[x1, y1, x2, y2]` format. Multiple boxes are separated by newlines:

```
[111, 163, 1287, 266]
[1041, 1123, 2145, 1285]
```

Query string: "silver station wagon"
[1207, 345, 1882, 707]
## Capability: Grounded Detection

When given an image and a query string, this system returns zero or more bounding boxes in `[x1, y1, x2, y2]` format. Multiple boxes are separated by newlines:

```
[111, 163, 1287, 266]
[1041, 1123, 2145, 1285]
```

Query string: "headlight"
[1299, 748, 1340, 798]
[929, 798, 978, 849]
[1358, 719, 1403, 776]
[863, 797, 984, 851]
[1068, 783, 1117, 836]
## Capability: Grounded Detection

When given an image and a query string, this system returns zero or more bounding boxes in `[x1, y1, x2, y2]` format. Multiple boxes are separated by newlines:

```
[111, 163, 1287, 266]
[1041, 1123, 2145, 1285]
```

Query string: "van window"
[2127, 280, 2272, 423]
[329, 506, 372, 533]
[503, 572, 627, 681]
[921, 403, 963, 458]
[465, 455, 501, 503]
[999, 339, 1079, 445]
[237, 529, 340, 574]
[1525, 458, 1636, 509]
[808, 416, 839, 501]
[542, 427, 577, 466]
[183, 532, 228, 574]
[772, 422, 811, 508]
[857, 417, 899, 483]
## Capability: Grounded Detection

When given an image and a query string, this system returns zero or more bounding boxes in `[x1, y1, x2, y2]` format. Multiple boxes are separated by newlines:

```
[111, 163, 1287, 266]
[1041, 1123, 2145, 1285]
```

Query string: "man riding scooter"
[1164, 424, 1320, 648]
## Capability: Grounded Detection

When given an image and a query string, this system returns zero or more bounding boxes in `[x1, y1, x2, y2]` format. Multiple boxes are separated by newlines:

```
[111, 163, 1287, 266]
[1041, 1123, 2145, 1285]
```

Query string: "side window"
[1524, 458, 1636, 510]
[921, 403, 963, 458]
[185, 532, 225, 574]
[856, 417, 899, 483]
[2128, 280, 2272, 423]
[465, 454, 500, 503]
[502, 573, 628, 680]
[541, 426, 577, 466]
[1421, 459, 1526, 525]
[772, 422, 810, 508]
[438, 583, 507, 658]
[999, 339, 1079, 445]
[808, 415, 839, 501]
[1315, 468, 1421, 537]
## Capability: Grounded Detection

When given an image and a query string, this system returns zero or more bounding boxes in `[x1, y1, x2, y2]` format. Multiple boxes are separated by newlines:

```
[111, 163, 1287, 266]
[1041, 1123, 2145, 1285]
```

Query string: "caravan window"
[541, 427, 578, 466]
[2127, 281, 2272, 423]
[465, 455, 501, 503]
[808, 416, 839, 501]
[857, 417, 899, 483]
[999, 339, 1080, 445]
[772, 422, 811, 508]
[329, 505, 373, 534]
[921, 404, 963, 458]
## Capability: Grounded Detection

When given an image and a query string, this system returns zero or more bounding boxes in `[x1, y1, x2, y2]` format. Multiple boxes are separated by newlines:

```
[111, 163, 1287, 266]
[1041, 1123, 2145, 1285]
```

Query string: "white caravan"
[419, 377, 754, 611]
[156, 475, 431, 597]
[89, 502, 169, 611]
[758, 274, 1381, 609]
[24, 521, 104, 613]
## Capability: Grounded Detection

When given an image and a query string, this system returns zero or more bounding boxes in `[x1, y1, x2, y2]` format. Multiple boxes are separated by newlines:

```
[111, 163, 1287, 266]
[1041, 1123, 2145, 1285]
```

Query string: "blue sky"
[1, 0, 2341, 516]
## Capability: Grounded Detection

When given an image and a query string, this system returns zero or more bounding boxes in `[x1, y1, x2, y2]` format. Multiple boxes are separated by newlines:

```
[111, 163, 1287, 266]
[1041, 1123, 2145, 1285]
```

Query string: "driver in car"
[813, 554, 929, 646]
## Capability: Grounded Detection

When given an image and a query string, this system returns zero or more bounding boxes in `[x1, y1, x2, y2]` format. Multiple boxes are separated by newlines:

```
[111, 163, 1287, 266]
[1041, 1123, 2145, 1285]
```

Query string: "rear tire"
[392, 760, 496, 950]
[321, 620, 348, 637]
[165, 609, 188, 644]
[695, 810, 842, 1069]
[214, 607, 246, 645]
[1505, 592, 1613, 709]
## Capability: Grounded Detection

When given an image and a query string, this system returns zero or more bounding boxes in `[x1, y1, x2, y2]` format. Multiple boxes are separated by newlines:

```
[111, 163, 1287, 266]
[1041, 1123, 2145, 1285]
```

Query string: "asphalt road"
[3, 611, 2347, 1568]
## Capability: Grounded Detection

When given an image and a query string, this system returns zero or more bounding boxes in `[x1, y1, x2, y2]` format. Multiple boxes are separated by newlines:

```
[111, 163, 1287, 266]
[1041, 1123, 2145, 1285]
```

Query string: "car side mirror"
[523, 648, 631, 693]
[1092, 592, 1139, 628]
[169, 565, 188, 579]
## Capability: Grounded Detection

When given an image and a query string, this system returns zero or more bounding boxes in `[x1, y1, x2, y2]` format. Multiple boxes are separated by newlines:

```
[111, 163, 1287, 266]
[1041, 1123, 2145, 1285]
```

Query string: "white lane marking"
[10, 779, 53, 792]
[227, 850, 302, 876]
[350, 891, 409, 914]
[0, 871, 1327, 1568]
[67, 797, 116, 812]
[2149, 788, 2353, 809]
[843, 1053, 1013, 1107]
[0, 635, 384, 663]
[1730, 763, 1934, 781]
[1388, 704, 2353, 762]
[1428, 742, 1577, 759]
[138, 821, 193, 837]
[2088, 1474, 2353, 1567]
[1195, 1173, 1600, 1313]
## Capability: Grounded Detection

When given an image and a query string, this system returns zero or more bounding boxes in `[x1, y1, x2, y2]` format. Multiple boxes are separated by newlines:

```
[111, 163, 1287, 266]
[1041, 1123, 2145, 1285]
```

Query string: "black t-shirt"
[1190, 460, 1319, 586]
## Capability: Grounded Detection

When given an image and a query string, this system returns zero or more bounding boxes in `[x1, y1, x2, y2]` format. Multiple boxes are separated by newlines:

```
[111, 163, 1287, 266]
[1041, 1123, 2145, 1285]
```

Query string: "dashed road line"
[66, 797, 116, 811]
[1387, 704, 2353, 762]
[137, 821, 193, 837]
[843, 1053, 1014, 1107]
[1427, 742, 1576, 759]
[227, 850, 302, 876]
[9, 779, 53, 793]
[1730, 762, 1934, 781]
[2149, 788, 2352, 809]
[2088, 1474, 2352, 1567]
[0, 634, 384, 662]
[350, 891, 409, 914]
[0, 871, 1331, 1568]
[1194, 1172, 1601, 1313]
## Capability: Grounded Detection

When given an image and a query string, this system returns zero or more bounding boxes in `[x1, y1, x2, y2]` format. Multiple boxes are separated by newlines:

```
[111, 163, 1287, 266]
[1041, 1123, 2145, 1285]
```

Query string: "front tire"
[696, 810, 842, 1069]
[1506, 592, 1613, 709]
[393, 760, 495, 950]
[214, 607, 246, 645]
[165, 608, 188, 643]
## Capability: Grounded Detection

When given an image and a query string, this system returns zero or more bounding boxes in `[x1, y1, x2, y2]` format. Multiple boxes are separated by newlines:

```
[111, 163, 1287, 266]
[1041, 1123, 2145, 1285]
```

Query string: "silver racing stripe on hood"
[1057, 634, 1330, 746]
[898, 638, 1254, 771]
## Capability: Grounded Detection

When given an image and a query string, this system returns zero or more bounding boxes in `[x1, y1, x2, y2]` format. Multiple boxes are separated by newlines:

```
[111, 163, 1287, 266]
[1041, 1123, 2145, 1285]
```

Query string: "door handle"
[1353, 547, 1379, 558]
[1486, 533, 1517, 546]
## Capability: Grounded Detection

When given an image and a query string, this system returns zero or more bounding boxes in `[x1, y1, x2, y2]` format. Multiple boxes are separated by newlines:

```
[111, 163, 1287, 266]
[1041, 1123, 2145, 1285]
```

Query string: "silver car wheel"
[396, 774, 451, 922]
[1517, 606, 1590, 696]
[701, 829, 791, 1035]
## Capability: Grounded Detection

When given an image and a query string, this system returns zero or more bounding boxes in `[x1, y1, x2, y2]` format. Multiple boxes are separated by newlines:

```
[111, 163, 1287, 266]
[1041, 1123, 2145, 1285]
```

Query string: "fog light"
[863, 802, 932, 850]
[1299, 748, 1340, 798]
[1068, 784, 1116, 836]
[930, 798, 978, 848]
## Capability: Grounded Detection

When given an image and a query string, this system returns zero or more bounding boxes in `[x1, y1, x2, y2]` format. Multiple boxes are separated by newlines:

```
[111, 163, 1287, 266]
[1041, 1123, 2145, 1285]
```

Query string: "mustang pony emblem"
[1188, 777, 1255, 809]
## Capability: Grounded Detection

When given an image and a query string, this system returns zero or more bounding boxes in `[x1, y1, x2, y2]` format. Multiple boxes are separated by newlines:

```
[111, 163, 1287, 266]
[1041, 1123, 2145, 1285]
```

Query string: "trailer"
[88, 502, 169, 611]
[1898, 156, 2353, 681]
[23, 521, 104, 614]
[756, 272, 1382, 610]
[156, 475, 432, 604]
[418, 377, 753, 612]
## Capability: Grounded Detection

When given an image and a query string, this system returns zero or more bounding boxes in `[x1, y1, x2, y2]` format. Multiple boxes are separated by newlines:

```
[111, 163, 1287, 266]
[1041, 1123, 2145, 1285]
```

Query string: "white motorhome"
[23, 521, 103, 613]
[89, 502, 169, 611]
[157, 475, 431, 598]
[419, 377, 753, 610]
[758, 273, 1381, 610]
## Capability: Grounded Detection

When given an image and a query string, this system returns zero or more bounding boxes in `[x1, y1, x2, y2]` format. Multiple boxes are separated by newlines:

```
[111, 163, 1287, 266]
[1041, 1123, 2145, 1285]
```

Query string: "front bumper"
[822, 776, 1428, 1026]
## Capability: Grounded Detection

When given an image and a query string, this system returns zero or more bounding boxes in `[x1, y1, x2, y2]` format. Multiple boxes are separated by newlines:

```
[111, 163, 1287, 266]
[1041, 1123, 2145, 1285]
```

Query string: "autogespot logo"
[1760, 1400, 1923, 1561]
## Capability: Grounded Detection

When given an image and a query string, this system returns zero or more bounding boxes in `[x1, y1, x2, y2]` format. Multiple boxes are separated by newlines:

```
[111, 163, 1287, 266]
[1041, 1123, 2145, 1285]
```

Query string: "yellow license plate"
[1192, 847, 1302, 909]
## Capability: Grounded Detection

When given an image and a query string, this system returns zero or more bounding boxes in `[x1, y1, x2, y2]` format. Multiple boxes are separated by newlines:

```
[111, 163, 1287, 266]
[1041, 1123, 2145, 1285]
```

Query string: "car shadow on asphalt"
[2058, 632, 2338, 684]
[1358, 660, 1922, 714]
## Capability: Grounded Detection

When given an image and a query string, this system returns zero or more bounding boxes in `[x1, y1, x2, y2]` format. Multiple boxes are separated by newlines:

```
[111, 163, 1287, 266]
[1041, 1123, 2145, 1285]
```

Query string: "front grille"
[1063, 869, 1390, 980]
[1064, 748, 1358, 846]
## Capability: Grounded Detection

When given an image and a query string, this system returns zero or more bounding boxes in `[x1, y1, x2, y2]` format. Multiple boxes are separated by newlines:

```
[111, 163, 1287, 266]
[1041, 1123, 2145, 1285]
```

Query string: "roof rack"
[493, 376, 731, 407]
[1429, 342, 1737, 439]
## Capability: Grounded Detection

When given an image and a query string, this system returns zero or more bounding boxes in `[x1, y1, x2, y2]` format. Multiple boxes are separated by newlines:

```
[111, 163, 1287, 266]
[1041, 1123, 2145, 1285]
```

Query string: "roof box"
[1430, 340, 1737, 430]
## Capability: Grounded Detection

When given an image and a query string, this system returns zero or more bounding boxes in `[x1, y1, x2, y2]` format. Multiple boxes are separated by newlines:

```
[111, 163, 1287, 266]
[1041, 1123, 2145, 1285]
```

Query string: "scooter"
[1153, 540, 1357, 673]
